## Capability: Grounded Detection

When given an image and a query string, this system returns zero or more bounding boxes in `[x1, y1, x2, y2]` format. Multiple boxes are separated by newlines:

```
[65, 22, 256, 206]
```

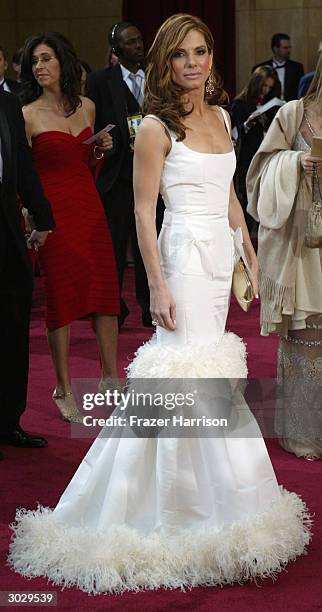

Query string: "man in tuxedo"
[86, 22, 163, 327]
[0, 91, 54, 453]
[252, 33, 304, 101]
[0, 46, 22, 95]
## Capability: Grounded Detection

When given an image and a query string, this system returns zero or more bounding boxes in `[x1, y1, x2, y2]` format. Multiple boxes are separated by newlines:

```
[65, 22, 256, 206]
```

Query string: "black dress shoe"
[142, 311, 153, 327]
[0, 426, 48, 448]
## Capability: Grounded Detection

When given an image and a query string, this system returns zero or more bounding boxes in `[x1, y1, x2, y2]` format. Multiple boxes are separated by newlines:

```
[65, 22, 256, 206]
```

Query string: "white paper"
[83, 124, 116, 144]
[251, 97, 285, 118]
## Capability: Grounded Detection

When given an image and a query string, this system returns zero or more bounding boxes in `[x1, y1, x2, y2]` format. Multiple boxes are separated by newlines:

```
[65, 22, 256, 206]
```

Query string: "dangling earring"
[206, 71, 215, 95]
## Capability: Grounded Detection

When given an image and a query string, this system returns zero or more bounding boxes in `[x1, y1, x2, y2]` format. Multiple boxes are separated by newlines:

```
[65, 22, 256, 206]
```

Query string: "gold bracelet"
[93, 145, 104, 160]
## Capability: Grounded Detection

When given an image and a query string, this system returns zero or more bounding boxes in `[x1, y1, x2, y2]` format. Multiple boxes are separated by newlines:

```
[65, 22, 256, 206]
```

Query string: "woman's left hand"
[95, 132, 113, 152]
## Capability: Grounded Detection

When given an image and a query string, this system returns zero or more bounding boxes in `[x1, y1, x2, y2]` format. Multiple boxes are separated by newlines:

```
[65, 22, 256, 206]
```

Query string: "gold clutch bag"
[232, 259, 254, 312]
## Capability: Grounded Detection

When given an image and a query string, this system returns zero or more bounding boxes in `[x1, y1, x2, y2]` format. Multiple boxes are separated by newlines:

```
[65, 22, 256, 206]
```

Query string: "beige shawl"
[246, 99, 311, 336]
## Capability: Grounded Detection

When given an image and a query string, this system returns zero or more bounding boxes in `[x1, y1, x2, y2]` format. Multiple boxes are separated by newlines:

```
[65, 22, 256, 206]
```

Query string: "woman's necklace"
[304, 113, 322, 137]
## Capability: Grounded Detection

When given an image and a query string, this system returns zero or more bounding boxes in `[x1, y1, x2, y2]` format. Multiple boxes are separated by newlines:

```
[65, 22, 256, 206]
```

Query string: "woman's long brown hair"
[237, 65, 281, 105]
[304, 48, 322, 109]
[144, 13, 228, 141]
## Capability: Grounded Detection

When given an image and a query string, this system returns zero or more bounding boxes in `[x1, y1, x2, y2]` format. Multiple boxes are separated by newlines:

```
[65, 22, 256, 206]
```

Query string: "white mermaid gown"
[9, 110, 311, 593]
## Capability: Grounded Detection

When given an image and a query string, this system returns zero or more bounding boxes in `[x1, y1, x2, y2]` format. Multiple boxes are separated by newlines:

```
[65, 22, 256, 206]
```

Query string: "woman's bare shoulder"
[81, 95, 95, 111]
[80, 96, 95, 124]
[141, 115, 169, 133]
[22, 101, 39, 122]
[209, 104, 231, 121]
[136, 116, 171, 154]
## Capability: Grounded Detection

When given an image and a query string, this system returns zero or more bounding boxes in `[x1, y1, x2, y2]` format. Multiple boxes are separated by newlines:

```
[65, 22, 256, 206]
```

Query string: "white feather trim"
[8, 488, 311, 594]
[126, 332, 248, 379]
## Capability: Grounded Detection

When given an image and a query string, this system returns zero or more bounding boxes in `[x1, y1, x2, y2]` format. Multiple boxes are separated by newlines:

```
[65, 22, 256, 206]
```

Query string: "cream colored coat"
[246, 99, 314, 336]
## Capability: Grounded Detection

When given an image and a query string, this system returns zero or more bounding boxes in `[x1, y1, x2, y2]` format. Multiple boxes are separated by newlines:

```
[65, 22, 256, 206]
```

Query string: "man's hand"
[27, 229, 50, 251]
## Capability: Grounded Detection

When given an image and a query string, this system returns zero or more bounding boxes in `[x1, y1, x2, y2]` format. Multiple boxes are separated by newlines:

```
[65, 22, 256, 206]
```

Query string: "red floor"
[0, 270, 321, 611]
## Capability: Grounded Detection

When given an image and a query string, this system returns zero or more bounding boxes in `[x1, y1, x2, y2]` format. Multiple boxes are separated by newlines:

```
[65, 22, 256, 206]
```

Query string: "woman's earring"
[206, 72, 215, 95]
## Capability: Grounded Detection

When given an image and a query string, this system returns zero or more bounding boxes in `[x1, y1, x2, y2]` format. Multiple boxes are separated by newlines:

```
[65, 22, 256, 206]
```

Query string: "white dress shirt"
[119, 64, 145, 100]
[0, 78, 11, 93]
[272, 59, 286, 99]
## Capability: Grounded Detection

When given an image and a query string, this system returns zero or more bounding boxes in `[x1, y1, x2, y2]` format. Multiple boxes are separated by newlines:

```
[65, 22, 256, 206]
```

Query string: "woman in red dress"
[20, 32, 120, 422]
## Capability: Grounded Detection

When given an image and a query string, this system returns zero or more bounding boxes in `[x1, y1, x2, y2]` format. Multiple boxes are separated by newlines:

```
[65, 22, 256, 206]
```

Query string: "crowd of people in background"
[0, 24, 321, 461]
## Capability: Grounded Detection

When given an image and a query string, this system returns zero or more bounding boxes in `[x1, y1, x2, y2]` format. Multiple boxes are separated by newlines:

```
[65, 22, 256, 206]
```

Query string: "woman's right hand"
[150, 285, 176, 331]
[244, 113, 258, 128]
[95, 132, 113, 151]
[300, 153, 322, 175]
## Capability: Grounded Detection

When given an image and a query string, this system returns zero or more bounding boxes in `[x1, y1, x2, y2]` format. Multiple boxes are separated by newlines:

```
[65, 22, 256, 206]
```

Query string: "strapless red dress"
[32, 127, 119, 330]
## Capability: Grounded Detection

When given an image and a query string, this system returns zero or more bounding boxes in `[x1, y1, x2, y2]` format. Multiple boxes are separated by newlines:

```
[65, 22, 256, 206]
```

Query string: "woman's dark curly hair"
[20, 32, 82, 115]
[144, 13, 228, 141]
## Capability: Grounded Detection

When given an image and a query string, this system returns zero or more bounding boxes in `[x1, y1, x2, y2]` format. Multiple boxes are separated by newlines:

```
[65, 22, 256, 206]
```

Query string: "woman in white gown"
[8, 14, 311, 594]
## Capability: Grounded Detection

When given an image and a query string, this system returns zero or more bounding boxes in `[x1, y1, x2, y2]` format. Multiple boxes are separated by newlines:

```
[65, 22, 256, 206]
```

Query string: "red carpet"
[0, 270, 321, 611]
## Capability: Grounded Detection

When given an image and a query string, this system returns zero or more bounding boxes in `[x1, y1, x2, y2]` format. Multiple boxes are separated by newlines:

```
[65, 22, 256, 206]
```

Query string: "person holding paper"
[19, 32, 120, 422]
[247, 50, 322, 460]
[231, 65, 281, 231]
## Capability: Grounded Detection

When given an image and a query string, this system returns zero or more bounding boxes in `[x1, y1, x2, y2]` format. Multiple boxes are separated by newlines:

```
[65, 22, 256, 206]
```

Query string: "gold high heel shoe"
[98, 377, 124, 395]
[52, 389, 83, 423]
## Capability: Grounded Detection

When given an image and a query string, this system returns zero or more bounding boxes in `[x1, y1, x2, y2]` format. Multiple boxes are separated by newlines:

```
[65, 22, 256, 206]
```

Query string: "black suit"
[252, 58, 304, 101]
[1, 78, 23, 96]
[0, 92, 54, 434]
[86, 64, 164, 320]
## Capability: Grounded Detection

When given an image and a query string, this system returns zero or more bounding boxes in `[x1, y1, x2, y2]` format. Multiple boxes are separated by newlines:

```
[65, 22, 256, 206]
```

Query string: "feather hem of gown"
[126, 331, 248, 378]
[8, 488, 311, 594]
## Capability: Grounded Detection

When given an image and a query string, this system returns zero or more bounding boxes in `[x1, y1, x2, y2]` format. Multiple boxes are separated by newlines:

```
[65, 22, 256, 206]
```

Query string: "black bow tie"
[273, 63, 286, 69]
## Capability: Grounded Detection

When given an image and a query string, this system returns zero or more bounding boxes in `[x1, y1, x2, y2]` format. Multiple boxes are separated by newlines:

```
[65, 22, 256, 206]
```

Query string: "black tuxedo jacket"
[86, 63, 138, 194]
[252, 58, 304, 101]
[3, 78, 23, 96]
[0, 91, 54, 294]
